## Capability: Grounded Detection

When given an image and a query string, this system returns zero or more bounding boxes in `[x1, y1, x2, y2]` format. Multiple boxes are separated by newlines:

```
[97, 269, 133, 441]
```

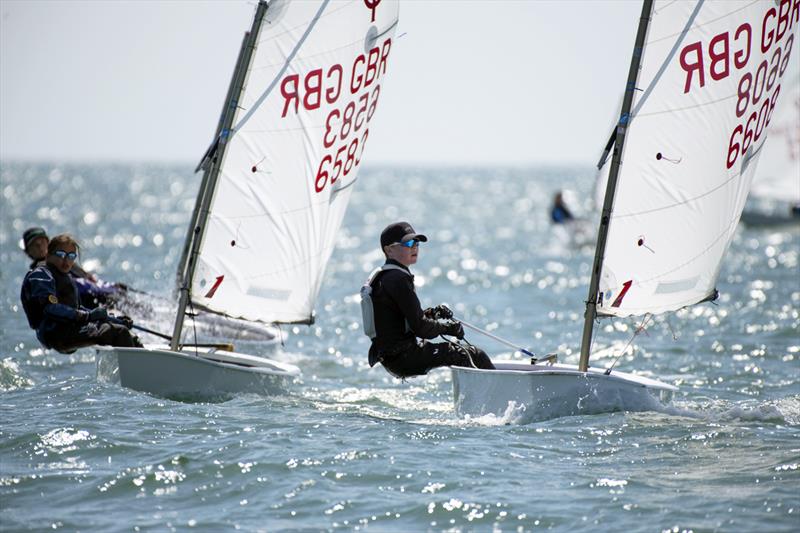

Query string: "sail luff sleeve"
[579, 0, 655, 372]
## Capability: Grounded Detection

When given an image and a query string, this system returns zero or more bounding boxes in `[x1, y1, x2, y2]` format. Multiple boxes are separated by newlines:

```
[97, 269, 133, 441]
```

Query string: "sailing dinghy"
[97, 0, 400, 400]
[453, 0, 799, 420]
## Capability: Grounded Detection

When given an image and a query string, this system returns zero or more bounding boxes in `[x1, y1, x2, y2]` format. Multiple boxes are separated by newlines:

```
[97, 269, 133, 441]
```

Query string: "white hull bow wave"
[98, 0, 400, 400]
[453, 0, 800, 419]
[453, 362, 676, 422]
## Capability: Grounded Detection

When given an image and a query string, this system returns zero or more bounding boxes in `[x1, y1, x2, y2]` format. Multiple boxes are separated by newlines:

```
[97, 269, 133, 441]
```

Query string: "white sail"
[190, 0, 399, 324]
[749, 60, 800, 203]
[597, 0, 800, 318]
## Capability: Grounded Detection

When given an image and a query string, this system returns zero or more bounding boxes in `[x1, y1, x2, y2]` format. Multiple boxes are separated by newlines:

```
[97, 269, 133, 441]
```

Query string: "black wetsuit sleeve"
[27, 269, 88, 324]
[382, 273, 452, 339]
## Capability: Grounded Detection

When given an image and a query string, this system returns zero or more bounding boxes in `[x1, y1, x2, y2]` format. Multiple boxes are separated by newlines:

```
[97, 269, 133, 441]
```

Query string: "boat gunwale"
[98, 346, 301, 377]
[450, 361, 678, 392]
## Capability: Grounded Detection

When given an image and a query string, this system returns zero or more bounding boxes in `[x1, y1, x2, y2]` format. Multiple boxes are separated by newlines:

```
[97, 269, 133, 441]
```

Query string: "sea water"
[0, 162, 798, 532]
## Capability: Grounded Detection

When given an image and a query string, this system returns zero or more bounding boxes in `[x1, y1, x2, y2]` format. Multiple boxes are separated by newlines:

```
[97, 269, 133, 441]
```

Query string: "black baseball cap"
[23, 227, 48, 249]
[380, 221, 428, 248]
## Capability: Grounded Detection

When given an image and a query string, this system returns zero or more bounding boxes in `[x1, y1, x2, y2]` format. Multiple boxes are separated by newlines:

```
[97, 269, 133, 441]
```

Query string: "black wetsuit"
[28, 258, 121, 308]
[20, 264, 141, 354]
[367, 259, 494, 378]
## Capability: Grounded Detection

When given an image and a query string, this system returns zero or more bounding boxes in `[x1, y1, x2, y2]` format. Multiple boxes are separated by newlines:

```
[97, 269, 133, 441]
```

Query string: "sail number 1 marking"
[611, 280, 633, 308]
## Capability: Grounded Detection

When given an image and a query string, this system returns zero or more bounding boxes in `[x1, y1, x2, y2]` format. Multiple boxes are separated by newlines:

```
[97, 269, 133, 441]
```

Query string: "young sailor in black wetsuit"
[361, 222, 495, 378]
[20, 234, 142, 354]
[21, 226, 128, 309]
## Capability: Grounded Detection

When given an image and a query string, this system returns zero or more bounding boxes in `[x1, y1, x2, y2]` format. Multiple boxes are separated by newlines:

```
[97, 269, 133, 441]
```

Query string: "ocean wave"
[666, 395, 800, 425]
[0, 357, 33, 392]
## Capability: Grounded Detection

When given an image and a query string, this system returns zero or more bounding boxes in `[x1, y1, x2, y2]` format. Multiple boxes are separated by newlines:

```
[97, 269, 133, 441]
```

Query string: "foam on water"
[666, 396, 800, 425]
[461, 401, 530, 426]
[0, 357, 33, 392]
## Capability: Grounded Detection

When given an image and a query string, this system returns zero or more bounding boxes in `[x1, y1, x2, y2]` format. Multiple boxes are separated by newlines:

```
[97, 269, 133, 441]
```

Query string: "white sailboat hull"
[96, 346, 300, 401]
[452, 362, 677, 422]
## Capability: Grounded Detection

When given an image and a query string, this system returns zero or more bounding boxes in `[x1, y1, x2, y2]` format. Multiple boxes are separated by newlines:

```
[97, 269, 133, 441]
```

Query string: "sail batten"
[594, 0, 799, 319]
[188, 0, 400, 325]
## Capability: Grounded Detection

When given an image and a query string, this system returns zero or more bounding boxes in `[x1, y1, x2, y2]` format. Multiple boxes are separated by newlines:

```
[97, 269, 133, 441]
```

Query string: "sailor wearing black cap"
[22, 227, 49, 270]
[362, 222, 495, 378]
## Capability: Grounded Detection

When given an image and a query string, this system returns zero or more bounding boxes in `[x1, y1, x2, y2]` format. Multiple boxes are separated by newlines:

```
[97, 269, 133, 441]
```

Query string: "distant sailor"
[21, 226, 127, 308]
[361, 221, 495, 378]
[550, 191, 574, 224]
[20, 234, 143, 353]
[22, 227, 49, 270]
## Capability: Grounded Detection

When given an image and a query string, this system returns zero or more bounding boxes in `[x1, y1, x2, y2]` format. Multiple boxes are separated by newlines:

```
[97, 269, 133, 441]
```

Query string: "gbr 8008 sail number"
[679, 0, 798, 170]
[278, 37, 392, 193]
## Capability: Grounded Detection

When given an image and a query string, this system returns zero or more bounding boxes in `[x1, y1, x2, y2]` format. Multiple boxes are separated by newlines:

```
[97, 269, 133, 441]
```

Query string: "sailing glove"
[87, 307, 109, 323]
[112, 315, 134, 329]
[443, 320, 464, 339]
[429, 304, 453, 320]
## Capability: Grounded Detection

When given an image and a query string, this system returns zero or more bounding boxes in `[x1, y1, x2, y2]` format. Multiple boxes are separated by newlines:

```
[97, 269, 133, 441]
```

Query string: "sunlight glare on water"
[0, 162, 798, 531]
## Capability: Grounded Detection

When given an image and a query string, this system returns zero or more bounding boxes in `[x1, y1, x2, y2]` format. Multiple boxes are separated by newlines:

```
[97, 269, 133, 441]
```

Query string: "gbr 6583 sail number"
[315, 84, 381, 193]
[278, 37, 392, 194]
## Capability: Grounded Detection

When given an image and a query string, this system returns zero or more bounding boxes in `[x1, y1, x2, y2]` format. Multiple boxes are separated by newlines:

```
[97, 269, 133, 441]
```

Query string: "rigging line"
[375, 18, 399, 40]
[647, 0, 759, 45]
[257, 0, 353, 45]
[635, 93, 737, 117]
[249, 37, 364, 72]
[631, 0, 705, 118]
[240, 123, 327, 133]
[606, 314, 652, 374]
[189, 294, 199, 358]
[276, 323, 285, 348]
[595, 0, 704, 169]
[190, 298, 310, 325]
[233, 0, 331, 134]
[666, 317, 678, 341]
[653, 0, 680, 15]
[330, 177, 358, 196]
[250, 17, 398, 73]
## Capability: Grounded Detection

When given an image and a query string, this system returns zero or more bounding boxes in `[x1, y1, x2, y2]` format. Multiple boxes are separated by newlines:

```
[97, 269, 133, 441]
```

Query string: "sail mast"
[175, 32, 255, 295]
[579, 0, 654, 372]
[170, 0, 269, 351]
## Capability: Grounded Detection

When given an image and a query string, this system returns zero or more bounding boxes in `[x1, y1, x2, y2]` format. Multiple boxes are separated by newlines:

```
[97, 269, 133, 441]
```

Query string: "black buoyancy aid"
[49, 264, 81, 308]
[360, 263, 410, 339]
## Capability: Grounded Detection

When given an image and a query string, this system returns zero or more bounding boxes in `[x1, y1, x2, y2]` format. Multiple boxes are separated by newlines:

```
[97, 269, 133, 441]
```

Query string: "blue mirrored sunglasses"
[53, 250, 78, 261]
[398, 239, 420, 248]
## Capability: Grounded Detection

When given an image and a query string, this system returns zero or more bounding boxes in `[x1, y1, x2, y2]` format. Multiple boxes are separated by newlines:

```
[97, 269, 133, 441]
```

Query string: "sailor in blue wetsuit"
[22, 226, 126, 309]
[363, 222, 495, 378]
[550, 191, 574, 224]
[20, 233, 142, 354]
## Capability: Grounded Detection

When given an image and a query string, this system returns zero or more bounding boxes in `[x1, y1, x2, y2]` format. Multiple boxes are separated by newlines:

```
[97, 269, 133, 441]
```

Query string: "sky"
[0, 0, 642, 166]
